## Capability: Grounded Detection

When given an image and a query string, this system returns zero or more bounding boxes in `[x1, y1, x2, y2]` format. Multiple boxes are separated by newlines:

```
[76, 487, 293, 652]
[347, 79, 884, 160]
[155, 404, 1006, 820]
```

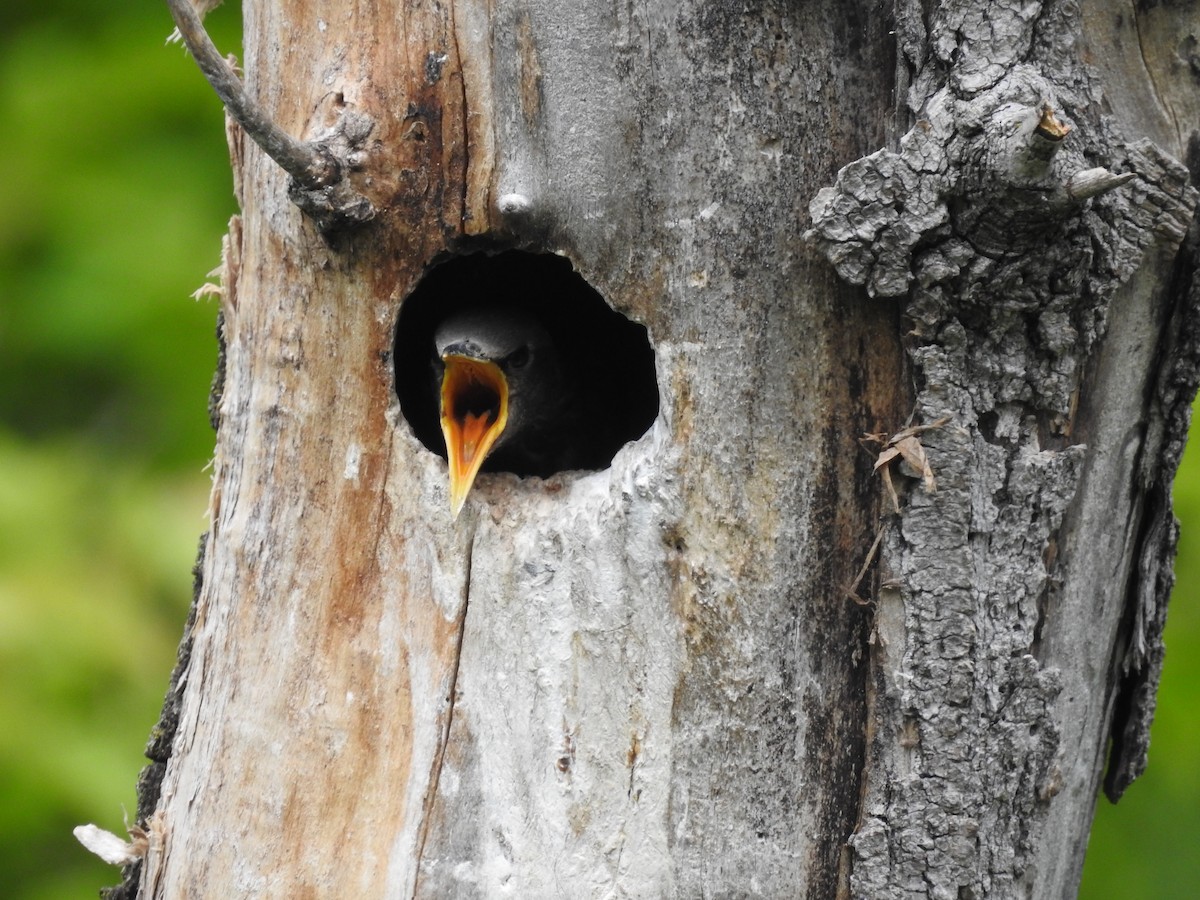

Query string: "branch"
[166, 0, 225, 46]
[164, 0, 374, 234]
[1066, 168, 1137, 202]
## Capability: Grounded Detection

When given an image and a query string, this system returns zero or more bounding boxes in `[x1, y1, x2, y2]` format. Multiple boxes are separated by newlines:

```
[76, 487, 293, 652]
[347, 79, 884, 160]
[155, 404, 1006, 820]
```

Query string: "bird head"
[434, 307, 559, 518]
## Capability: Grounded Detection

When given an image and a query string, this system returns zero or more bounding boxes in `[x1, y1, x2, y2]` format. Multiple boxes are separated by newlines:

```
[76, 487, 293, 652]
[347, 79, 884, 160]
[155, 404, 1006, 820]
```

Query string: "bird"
[433, 306, 584, 518]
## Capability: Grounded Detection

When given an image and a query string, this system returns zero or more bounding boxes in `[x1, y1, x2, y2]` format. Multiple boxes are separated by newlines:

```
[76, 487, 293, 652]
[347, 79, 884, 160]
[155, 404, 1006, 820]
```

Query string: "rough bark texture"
[809, 1, 1200, 897]
[123, 0, 1199, 897]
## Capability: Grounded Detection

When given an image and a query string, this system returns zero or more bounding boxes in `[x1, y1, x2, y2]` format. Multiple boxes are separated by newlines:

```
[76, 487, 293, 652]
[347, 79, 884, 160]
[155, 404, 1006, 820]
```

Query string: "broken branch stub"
[805, 68, 1186, 299]
[164, 0, 375, 235]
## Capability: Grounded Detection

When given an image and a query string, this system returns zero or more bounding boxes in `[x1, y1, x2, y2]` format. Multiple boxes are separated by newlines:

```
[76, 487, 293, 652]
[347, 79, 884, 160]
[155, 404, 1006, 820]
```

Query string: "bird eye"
[507, 346, 530, 369]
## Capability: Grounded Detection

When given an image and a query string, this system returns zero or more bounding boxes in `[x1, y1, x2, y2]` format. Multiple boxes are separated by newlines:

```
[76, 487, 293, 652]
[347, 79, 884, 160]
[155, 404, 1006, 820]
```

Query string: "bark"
[808, 2, 1200, 897]
[117, 0, 1198, 897]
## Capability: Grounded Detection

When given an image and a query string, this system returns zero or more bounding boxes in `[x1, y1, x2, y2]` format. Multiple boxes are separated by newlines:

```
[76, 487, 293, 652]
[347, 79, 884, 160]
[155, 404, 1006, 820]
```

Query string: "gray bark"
[113, 0, 1197, 897]
[809, 2, 1199, 897]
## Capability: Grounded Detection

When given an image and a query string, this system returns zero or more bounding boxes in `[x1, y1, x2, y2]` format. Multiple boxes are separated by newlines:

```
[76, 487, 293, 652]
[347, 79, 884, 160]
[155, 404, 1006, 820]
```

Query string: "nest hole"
[394, 250, 659, 477]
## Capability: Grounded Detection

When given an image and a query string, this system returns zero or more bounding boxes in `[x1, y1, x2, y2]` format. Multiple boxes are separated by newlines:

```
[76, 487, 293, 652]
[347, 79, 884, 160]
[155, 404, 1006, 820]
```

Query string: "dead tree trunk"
[109, 0, 1198, 897]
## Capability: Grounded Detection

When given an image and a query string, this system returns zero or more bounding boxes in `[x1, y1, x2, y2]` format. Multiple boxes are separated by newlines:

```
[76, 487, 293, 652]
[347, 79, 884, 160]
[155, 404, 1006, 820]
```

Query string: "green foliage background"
[0, 4, 1194, 897]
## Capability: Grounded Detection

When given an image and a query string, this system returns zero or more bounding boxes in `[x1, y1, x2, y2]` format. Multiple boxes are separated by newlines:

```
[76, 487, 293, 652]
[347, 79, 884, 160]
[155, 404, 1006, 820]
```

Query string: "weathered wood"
[135, 0, 903, 897]
[123, 0, 1199, 897]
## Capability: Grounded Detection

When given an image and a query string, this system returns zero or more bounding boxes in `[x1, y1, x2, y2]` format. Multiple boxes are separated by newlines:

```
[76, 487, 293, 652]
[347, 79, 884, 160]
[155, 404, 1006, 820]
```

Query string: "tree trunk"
[120, 0, 1197, 897]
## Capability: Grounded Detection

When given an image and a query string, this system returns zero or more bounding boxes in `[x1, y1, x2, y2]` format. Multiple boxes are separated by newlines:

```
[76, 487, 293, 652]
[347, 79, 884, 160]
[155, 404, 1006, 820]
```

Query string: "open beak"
[439, 354, 510, 519]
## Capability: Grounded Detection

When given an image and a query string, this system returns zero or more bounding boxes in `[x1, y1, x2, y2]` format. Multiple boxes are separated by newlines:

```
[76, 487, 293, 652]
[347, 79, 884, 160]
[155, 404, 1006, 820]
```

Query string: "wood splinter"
[164, 0, 375, 234]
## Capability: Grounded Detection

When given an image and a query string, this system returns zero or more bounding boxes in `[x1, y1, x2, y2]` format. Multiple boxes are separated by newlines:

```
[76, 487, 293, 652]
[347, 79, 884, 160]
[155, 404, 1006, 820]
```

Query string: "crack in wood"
[448, 0, 472, 236]
[411, 519, 474, 899]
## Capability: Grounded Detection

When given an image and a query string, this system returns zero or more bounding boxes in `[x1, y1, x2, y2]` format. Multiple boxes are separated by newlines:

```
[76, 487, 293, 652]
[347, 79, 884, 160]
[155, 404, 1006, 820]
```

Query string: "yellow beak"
[439, 354, 510, 519]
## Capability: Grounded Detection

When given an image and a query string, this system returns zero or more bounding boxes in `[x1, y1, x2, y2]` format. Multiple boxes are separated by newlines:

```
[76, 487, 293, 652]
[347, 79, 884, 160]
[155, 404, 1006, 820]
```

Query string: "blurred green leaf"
[0, 434, 208, 896]
[0, 4, 236, 896]
[0, 7, 238, 469]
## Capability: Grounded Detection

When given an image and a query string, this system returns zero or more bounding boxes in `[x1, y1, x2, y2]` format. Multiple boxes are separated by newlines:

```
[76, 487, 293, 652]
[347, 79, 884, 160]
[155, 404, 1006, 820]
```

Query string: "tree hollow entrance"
[394, 250, 659, 478]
